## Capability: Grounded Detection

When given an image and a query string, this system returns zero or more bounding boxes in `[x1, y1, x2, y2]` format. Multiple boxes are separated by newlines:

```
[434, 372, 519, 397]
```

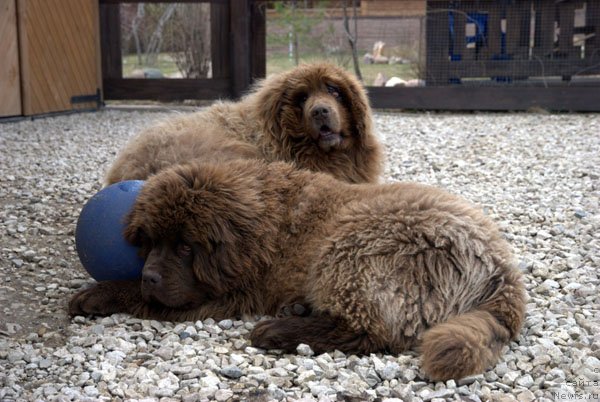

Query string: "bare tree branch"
[169, 4, 211, 78]
[342, 0, 362, 81]
[145, 4, 177, 66]
[131, 4, 145, 65]
[291, 0, 299, 65]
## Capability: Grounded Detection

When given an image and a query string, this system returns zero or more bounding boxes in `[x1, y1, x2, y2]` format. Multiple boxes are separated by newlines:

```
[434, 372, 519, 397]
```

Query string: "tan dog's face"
[253, 63, 380, 183]
[273, 70, 358, 153]
[293, 82, 352, 152]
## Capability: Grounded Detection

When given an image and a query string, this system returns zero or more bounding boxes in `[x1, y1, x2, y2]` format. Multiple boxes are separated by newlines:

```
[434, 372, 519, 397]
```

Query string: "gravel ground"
[0, 108, 599, 402]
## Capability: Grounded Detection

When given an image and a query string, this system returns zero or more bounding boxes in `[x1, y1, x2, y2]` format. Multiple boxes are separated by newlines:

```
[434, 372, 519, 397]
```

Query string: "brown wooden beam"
[425, 1, 451, 85]
[99, 0, 228, 3]
[99, 3, 122, 80]
[250, 1, 267, 80]
[368, 86, 600, 112]
[446, 59, 600, 78]
[230, 0, 252, 98]
[103, 78, 230, 101]
[211, 0, 231, 80]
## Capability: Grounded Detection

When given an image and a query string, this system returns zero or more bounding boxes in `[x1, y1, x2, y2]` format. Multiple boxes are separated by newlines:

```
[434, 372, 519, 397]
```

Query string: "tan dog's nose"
[311, 105, 331, 119]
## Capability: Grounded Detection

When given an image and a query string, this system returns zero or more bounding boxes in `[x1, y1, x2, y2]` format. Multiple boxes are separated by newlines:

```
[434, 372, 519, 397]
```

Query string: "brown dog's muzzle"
[141, 265, 163, 302]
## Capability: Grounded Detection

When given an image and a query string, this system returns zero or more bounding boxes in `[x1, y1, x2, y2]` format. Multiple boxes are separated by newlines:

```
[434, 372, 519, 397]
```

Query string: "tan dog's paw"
[68, 280, 140, 317]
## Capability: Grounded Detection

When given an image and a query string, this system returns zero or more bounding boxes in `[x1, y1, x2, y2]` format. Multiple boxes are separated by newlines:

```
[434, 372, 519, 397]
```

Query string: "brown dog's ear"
[123, 224, 140, 246]
[123, 224, 149, 248]
[123, 209, 143, 245]
[193, 230, 253, 296]
[123, 224, 154, 259]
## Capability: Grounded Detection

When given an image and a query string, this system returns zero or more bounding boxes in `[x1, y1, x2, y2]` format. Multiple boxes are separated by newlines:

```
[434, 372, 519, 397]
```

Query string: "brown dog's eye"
[129, 228, 149, 247]
[295, 92, 309, 106]
[177, 243, 192, 257]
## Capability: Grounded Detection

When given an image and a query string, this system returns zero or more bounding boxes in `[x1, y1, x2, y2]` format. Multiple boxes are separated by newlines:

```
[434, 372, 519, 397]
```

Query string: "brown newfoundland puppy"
[104, 63, 383, 185]
[70, 160, 526, 381]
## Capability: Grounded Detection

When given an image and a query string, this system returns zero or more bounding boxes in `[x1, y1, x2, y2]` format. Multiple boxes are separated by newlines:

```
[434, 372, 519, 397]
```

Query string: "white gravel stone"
[218, 319, 233, 330]
[215, 389, 234, 401]
[515, 374, 535, 388]
[296, 343, 314, 356]
[220, 365, 243, 379]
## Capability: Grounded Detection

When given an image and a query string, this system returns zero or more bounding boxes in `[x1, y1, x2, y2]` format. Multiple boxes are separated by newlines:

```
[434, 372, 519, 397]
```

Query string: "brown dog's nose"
[142, 270, 162, 287]
[311, 105, 330, 118]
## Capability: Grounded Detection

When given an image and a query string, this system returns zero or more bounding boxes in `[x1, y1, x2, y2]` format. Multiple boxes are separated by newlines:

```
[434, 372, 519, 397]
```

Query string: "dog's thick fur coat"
[70, 160, 526, 381]
[104, 63, 383, 185]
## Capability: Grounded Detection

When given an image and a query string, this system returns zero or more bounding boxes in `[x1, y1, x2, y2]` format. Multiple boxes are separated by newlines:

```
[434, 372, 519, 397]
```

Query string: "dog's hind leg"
[250, 313, 384, 354]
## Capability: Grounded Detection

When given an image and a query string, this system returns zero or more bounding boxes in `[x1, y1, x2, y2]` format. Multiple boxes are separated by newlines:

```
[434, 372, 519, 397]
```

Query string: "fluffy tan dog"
[104, 63, 383, 185]
[70, 160, 526, 381]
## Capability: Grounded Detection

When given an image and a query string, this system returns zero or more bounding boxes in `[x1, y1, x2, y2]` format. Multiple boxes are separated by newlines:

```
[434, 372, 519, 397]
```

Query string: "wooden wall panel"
[17, 0, 101, 115]
[361, 0, 426, 17]
[0, 0, 22, 117]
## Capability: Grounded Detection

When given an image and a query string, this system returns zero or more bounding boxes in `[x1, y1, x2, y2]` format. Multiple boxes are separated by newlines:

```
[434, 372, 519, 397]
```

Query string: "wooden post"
[453, 8, 467, 60]
[250, 0, 266, 80]
[99, 3, 122, 79]
[586, 1, 600, 59]
[211, 0, 230, 80]
[533, 0, 555, 58]
[505, 0, 530, 59]
[426, 1, 451, 85]
[230, 0, 252, 98]
[557, 1, 577, 59]
[484, 3, 504, 59]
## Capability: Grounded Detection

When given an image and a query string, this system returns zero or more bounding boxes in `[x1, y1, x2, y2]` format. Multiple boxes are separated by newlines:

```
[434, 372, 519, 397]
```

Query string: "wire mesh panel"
[264, 1, 426, 87]
[426, 0, 600, 86]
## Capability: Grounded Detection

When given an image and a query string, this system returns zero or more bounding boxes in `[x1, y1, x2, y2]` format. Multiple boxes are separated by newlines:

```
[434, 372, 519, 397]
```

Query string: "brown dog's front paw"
[69, 286, 117, 317]
[250, 317, 313, 352]
[250, 320, 286, 350]
[68, 280, 140, 317]
[277, 302, 312, 318]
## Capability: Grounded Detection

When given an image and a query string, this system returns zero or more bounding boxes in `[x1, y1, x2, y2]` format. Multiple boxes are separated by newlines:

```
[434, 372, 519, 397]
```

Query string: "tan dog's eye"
[327, 85, 340, 99]
[177, 243, 192, 257]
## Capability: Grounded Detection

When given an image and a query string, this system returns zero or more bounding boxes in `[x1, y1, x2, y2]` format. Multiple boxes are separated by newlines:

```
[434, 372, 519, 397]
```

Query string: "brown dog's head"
[123, 161, 275, 310]
[251, 63, 380, 178]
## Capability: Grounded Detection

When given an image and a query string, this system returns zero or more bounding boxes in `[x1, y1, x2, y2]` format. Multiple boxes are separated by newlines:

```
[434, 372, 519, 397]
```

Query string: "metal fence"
[100, 0, 600, 111]
[425, 0, 600, 86]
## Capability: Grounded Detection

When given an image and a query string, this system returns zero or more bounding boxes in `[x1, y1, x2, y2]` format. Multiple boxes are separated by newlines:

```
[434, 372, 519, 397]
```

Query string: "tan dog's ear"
[340, 75, 373, 141]
[252, 74, 288, 145]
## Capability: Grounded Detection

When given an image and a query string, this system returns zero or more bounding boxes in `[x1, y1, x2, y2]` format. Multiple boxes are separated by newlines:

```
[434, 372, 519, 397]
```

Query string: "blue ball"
[75, 180, 146, 281]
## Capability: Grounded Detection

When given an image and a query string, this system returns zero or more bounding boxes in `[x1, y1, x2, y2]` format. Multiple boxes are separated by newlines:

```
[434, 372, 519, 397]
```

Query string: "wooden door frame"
[99, 0, 266, 101]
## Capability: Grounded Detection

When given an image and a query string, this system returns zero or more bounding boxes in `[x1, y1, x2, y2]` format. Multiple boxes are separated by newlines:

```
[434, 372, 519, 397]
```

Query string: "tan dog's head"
[123, 161, 274, 309]
[300, 82, 349, 151]
[253, 63, 374, 154]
